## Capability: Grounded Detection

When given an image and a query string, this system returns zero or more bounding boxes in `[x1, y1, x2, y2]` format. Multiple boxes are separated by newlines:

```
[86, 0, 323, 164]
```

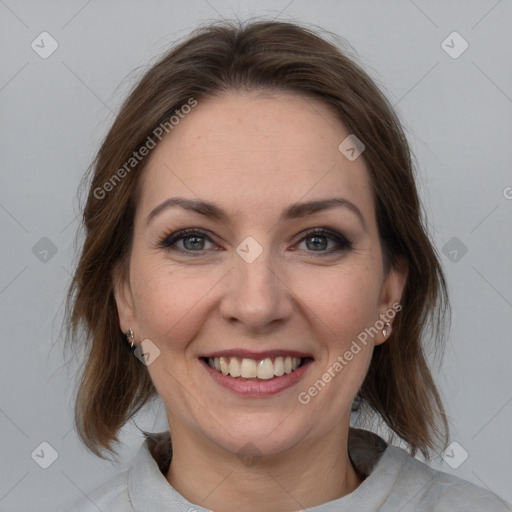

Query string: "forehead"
[138, 91, 375, 225]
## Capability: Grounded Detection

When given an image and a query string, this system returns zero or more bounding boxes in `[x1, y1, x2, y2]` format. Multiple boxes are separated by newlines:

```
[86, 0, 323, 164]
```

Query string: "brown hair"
[65, 19, 450, 461]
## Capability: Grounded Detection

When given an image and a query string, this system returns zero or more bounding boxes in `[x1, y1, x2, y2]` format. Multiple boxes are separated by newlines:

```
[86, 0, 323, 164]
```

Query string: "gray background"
[1, 0, 511, 510]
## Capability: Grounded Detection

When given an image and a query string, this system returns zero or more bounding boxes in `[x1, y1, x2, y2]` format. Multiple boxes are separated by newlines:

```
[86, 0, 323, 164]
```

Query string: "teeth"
[229, 357, 241, 377]
[241, 358, 257, 378]
[206, 356, 303, 379]
[220, 357, 229, 375]
[257, 358, 274, 380]
[274, 356, 285, 376]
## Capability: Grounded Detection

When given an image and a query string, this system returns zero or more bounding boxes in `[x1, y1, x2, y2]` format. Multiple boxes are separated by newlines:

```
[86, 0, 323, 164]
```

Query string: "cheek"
[295, 264, 381, 343]
[295, 265, 380, 395]
[297, 270, 379, 408]
[129, 256, 219, 347]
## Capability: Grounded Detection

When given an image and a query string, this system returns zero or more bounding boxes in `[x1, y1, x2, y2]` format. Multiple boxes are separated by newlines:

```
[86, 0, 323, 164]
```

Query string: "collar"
[128, 427, 388, 511]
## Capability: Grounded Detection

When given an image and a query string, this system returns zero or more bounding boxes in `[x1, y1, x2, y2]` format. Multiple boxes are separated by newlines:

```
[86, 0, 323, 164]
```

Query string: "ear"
[374, 256, 408, 346]
[112, 261, 139, 344]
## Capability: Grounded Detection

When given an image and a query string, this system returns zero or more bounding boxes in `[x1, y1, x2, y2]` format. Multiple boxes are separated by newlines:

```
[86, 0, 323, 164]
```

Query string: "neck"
[164, 422, 363, 512]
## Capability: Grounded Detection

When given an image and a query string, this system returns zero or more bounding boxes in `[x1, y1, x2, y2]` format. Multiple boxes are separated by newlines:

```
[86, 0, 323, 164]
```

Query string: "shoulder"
[57, 431, 173, 512]
[382, 445, 510, 511]
[59, 469, 133, 512]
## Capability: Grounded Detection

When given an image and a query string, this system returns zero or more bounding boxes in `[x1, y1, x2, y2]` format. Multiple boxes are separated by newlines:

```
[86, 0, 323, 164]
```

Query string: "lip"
[200, 349, 314, 360]
[199, 357, 314, 397]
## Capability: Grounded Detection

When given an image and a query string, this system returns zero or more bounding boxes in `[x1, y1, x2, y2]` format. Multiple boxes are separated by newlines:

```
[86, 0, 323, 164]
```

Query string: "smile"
[199, 354, 314, 397]
[203, 355, 308, 379]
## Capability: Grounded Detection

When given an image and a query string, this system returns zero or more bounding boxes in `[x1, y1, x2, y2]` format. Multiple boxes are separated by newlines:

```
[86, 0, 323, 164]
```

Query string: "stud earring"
[382, 322, 392, 338]
[126, 328, 135, 348]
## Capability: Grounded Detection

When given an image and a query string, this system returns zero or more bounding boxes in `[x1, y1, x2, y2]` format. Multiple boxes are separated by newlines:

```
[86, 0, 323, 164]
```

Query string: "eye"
[158, 228, 217, 256]
[295, 228, 353, 254]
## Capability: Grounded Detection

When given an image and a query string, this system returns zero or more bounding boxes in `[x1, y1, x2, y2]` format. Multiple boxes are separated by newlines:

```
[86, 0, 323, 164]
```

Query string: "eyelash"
[157, 227, 353, 257]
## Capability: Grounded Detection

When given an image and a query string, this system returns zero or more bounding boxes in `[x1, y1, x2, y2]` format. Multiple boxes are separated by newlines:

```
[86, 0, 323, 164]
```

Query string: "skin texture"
[114, 91, 407, 511]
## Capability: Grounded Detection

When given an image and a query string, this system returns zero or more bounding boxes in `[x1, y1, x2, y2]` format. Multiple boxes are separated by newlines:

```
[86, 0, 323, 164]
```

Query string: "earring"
[382, 322, 392, 338]
[126, 328, 135, 348]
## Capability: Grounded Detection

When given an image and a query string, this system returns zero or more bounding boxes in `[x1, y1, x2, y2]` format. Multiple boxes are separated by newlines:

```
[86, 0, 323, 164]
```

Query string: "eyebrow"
[146, 196, 366, 230]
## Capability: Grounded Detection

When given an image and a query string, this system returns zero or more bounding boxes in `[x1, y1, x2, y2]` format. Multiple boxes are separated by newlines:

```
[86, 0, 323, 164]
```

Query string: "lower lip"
[200, 358, 313, 397]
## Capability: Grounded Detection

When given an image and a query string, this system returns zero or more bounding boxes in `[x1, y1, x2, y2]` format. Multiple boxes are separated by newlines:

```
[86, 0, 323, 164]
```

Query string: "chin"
[208, 413, 310, 458]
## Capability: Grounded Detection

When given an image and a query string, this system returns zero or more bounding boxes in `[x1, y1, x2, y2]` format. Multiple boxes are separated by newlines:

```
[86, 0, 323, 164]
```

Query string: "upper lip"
[200, 349, 314, 360]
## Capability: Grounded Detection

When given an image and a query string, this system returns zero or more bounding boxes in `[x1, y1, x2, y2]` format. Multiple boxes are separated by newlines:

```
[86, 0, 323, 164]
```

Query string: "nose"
[219, 244, 294, 333]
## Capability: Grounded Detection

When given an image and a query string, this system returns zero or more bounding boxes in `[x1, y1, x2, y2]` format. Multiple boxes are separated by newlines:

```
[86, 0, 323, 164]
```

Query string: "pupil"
[307, 236, 327, 251]
[184, 236, 204, 250]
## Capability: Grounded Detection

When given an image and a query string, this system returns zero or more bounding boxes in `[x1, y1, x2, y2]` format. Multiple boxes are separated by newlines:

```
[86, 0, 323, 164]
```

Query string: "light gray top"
[60, 429, 510, 511]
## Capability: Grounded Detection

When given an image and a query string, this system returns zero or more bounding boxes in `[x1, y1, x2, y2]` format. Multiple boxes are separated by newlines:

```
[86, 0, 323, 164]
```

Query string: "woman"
[62, 19, 508, 511]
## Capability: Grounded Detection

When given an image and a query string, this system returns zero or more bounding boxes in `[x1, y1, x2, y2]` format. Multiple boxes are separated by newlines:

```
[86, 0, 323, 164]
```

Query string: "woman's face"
[115, 91, 406, 457]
